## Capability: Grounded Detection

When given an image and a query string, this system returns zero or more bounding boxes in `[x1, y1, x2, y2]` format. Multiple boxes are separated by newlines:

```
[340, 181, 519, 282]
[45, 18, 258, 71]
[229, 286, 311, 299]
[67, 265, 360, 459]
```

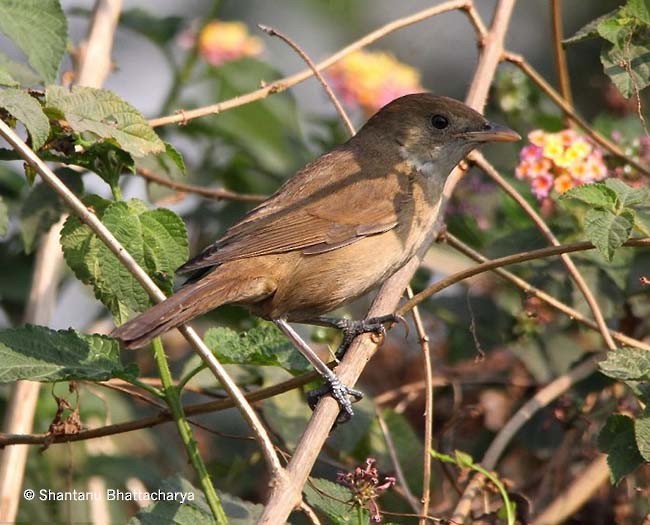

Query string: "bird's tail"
[111, 272, 275, 349]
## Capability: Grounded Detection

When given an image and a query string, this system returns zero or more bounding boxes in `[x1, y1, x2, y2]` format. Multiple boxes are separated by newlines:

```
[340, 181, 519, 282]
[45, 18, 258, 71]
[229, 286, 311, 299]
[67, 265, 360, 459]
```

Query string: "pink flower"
[531, 172, 554, 199]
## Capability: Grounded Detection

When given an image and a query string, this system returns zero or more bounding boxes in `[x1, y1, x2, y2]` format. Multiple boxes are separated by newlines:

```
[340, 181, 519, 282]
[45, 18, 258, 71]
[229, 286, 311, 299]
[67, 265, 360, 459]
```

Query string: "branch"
[0, 121, 284, 478]
[471, 152, 616, 351]
[550, 0, 573, 109]
[444, 233, 650, 352]
[148, 0, 475, 128]
[451, 358, 598, 523]
[503, 52, 650, 178]
[136, 167, 266, 202]
[258, 1, 516, 522]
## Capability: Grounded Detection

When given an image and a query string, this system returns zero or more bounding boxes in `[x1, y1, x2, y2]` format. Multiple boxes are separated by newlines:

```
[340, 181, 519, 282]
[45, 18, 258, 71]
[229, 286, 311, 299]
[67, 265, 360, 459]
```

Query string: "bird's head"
[359, 93, 520, 176]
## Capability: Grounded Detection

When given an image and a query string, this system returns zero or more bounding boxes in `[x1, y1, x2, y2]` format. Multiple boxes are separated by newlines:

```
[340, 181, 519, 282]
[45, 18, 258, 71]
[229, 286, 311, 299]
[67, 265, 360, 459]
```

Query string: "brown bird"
[112, 93, 519, 420]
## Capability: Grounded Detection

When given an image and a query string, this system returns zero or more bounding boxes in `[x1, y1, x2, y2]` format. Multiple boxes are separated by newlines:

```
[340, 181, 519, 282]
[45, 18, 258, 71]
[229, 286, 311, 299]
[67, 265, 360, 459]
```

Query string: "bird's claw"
[307, 376, 363, 424]
[336, 313, 407, 357]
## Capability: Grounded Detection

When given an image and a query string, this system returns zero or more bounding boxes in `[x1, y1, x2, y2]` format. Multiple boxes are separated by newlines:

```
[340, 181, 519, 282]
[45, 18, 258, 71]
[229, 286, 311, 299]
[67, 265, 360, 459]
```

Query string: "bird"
[112, 93, 520, 421]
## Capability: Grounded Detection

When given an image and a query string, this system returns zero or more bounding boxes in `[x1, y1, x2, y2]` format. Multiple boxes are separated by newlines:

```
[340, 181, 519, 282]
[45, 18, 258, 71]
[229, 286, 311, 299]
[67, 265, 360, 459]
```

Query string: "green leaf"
[627, 0, 650, 24]
[454, 450, 475, 468]
[604, 178, 650, 208]
[204, 322, 309, 374]
[561, 182, 618, 209]
[563, 9, 620, 45]
[60, 198, 188, 324]
[601, 27, 650, 98]
[163, 142, 186, 174]
[584, 208, 633, 261]
[0, 51, 41, 87]
[0, 69, 17, 87]
[45, 86, 165, 157]
[0, 88, 50, 150]
[303, 478, 361, 524]
[20, 171, 83, 253]
[0, 325, 134, 382]
[128, 475, 216, 525]
[598, 414, 645, 484]
[0, 196, 7, 236]
[599, 346, 650, 381]
[119, 8, 185, 46]
[636, 408, 650, 462]
[0, 0, 67, 84]
[596, 15, 630, 47]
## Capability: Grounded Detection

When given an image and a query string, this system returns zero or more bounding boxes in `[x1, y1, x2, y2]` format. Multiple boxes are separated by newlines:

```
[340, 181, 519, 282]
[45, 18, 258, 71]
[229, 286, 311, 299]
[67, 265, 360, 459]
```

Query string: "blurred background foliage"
[0, 0, 648, 523]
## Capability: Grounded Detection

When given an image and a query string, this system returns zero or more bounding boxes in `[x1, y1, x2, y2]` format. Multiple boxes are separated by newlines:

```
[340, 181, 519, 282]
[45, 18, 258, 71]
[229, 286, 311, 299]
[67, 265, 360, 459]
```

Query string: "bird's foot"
[307, 376, 363, 424]
[336, 314, 407, 358]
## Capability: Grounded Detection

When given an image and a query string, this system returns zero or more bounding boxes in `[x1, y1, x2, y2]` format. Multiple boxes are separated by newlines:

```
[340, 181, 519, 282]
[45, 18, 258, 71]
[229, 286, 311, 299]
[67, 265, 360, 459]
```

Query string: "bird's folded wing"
[177, 169, 404, 273]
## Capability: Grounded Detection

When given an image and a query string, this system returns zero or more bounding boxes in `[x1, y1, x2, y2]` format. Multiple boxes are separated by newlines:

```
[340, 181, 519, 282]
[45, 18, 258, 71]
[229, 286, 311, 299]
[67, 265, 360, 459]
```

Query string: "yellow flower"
[328, 50, 423, 114]
[198, 20, 263, 66]
[542, 134, 565, 162]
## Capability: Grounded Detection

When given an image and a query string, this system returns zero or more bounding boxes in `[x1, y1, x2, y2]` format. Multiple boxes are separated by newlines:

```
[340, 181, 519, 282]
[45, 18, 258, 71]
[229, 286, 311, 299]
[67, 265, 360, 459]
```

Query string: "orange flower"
[327, 50, 423, 114]
[198, 20, 263, 66]
[553, 173, 574, 194]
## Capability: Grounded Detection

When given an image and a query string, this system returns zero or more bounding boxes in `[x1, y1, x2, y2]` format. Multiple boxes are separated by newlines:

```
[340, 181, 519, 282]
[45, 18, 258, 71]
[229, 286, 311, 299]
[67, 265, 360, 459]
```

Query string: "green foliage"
[598, 414, 645, 484]
[60, 198, 188, 324]
[565, 0, 650, 97]
[303, 478, 366, 524]
[0, 325, 135, 382]
[0, 0, 67, 84]
[204, 322, 310, 374]
[599, 346, 650, 382]
[561, 179, 649, 261]
[0, 88, 49, 149]
[0, 195, 6, 236]
[45, 86, 165, 157]
[119, 8, 186, 46]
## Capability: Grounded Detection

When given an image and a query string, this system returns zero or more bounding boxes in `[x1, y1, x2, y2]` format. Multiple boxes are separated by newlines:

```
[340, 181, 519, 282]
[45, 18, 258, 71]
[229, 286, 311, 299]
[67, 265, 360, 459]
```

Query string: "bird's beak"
[463, 122, 521, 143]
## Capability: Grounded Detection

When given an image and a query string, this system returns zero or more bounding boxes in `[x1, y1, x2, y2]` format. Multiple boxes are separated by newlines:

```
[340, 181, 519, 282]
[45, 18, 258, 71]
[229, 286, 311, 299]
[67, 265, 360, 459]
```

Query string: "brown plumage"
[112, 94, 519, 350]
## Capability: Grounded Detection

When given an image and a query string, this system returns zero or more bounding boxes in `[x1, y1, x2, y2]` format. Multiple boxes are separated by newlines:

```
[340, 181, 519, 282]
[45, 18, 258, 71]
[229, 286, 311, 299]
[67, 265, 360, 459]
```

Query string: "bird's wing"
[177, 146, 407, 274]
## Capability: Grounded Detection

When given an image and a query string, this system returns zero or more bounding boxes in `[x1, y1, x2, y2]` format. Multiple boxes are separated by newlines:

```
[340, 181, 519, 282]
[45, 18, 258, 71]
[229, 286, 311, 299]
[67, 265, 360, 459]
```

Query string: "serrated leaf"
[563, 9, 620, 45]
[204, 322, 309, 374]
[163, 142, 186, 174]
[627, 0, 650, 24]
[561, 182, 618, 209]
[599, 346, 650, 381]
[0, 196, 7, 236]
[0, 0, 67, 84]
[584, 208, 633, 261]
[0, 88, 50, 149]
[596, 15, 630, 47]
[303, 478, 362, 524]
[601, 27, 650, 98]
[20, 171, 83, 253]
[636, 408, 650, 461]
[604, 178, 650, 208]
[60, 198, 188, 325]
[598, 414, 645, 484]
[45, 86, 165, 157]
[0, 325, 134, 382]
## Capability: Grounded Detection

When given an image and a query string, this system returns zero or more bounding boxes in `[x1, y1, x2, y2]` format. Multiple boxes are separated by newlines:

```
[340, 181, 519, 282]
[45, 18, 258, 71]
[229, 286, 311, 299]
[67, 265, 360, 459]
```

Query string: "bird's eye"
[431, 114, 449, 130]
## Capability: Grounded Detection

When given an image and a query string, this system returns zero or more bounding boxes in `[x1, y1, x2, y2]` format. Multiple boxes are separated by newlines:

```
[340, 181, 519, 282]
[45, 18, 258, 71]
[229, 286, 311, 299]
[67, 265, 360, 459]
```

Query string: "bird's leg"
[274, 318, 362, 423]
[306, 314, 406, 358]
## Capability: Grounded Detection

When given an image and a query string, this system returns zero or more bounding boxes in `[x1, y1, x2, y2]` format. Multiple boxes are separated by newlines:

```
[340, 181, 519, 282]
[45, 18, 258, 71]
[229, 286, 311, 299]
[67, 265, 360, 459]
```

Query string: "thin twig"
[0, 370, 321, 447]
[503, 52, 650, 177]
[136, 167, 265, 202]
[0, 120, 285, 479]
[471, 152, 617, 351]
[407, 287, 435, 525]
[445, 233, 650, 351]
[375, 408, 421, 514]
[550, 0, 573, 109]
[258, 24, 355, 137]
[258, 2, 517, 522]
[451, 358, 598, 523]
[148, 0, 475, 128]
[397, 237, 650, 316]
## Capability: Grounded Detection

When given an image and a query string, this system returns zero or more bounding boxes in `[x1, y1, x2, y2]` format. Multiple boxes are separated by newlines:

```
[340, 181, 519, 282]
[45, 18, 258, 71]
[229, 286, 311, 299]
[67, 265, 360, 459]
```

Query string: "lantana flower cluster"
[515, 129, 608, 200]
[190, 20, 263, 66]
[337, 458, 395, 522]
[327, 50, 423, 115]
